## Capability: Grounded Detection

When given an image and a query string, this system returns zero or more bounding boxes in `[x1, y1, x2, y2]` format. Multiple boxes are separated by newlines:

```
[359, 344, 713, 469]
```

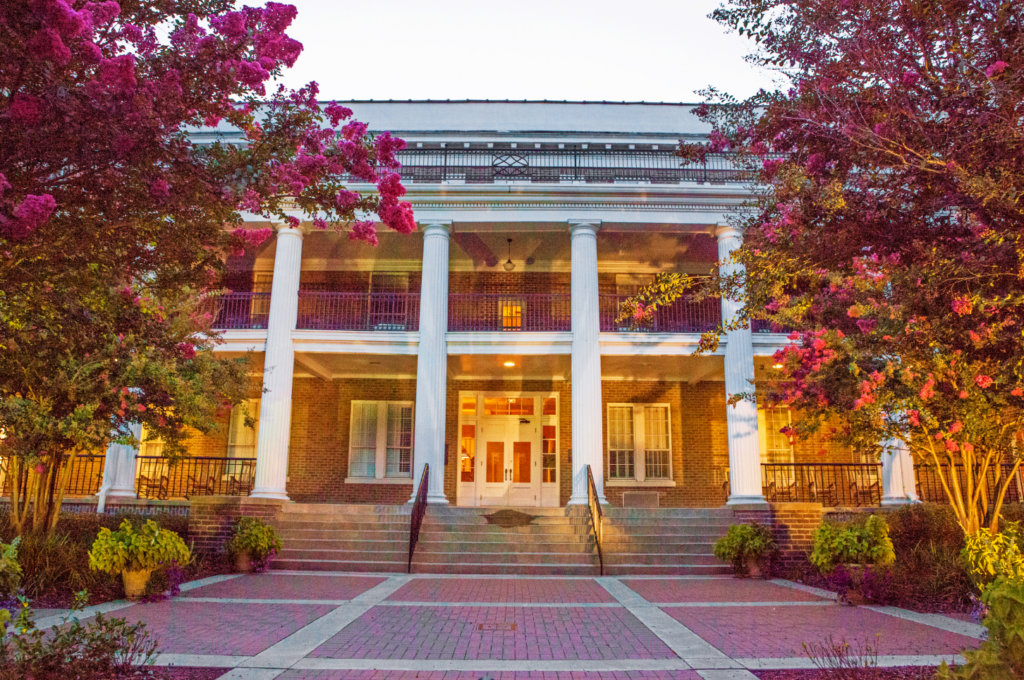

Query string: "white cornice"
[445, 332, 573, 355]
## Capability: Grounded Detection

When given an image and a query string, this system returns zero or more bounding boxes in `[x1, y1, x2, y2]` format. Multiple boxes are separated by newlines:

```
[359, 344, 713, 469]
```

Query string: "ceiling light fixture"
[773, 362, 784, 369]
[503, 238, 515, 272]
[504, 361, 515, 367]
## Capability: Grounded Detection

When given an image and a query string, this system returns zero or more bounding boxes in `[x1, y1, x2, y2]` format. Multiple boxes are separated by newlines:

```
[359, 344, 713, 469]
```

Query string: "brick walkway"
[61, 573, 983, 679]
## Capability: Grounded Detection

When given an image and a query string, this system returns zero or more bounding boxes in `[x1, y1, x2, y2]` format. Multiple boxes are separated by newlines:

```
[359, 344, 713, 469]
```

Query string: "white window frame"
[757, 407, 795, 464]
[346, 400, 415, 484]
[227, 399, 260, 459]
[605, 403, 676, 487]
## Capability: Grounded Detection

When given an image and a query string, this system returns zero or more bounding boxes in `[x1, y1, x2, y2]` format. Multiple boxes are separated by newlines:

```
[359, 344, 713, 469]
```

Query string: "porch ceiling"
[448, 354, 571, 381]
[293, 352, 418, 380]
[601, 354, 724, 383]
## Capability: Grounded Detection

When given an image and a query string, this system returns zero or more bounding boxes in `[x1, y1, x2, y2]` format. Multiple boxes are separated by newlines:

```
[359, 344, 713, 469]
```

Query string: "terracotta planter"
[745, 556, 763, 579]
[234, 550, 255, 574]
[122, 568, 154, 600]
[841, 563, 869, 605]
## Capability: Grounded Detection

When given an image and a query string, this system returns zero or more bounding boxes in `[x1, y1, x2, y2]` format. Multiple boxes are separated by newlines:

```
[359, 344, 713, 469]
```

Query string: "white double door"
[478, 418, 542, 506]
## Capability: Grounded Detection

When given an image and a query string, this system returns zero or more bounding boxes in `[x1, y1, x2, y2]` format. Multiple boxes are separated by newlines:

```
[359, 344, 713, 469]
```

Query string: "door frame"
[455, 390, 560, 507]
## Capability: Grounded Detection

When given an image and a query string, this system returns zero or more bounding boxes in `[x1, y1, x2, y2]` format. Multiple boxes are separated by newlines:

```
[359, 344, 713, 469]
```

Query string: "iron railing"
[752, 319, 793, 333]
[375, 148, 753, 185]
[761, 463, 883, 507]
[915, 463, 1024, 506]
[599, 294, 720, 333]
[0, 455, 106, 497]
[135, 456, 255, 500]
[448, 294, 571, 332]
[586, 464, 604, 576]
[408, 463, 429, 573]
[206, 292, 271, 330]
[297, 292, 420, 331]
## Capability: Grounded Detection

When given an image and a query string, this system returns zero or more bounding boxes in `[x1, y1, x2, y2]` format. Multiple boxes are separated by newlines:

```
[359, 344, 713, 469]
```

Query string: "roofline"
[317, 99, 701, 106]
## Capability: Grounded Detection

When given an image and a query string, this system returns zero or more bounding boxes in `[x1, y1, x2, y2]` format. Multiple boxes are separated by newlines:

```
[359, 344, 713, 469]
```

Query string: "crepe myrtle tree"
[621, 0, 1024, 534]
[0, 0, 415, 534]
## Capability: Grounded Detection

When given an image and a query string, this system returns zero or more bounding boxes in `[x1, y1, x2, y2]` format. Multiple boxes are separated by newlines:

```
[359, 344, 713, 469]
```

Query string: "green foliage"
[963, 522, 1024, 586]
[810, 515, 896, 574]
[88, 519, 191, 575]
[938, 577, 1024, 680]
[713, 522, 777, 574]
[226, 517, 283, 569]
[0, 537, 21, 596]
[0, 591, 157, 680]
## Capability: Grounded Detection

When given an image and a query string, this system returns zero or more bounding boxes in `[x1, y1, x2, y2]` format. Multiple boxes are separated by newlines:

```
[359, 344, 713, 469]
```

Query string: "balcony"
[297, 292, 420, 332]
[207, 292, 271, 330]
[382, 148, 754, 185]
[599, 295, 720, 334]
[449, 294, 571, 332]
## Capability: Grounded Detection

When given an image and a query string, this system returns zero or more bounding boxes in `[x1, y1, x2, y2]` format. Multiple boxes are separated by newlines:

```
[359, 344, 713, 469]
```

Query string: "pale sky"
[276, 0, 781, 103]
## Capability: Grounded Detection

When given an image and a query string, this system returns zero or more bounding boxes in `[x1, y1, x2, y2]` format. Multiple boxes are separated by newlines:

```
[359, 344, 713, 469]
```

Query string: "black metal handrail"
[915, 463, 1024, 506]
[408, 463, 429, 573]
[0, 454, 106, 497]
[586, 464, 604, 576]
[135, 456, 255, 499]
[205, 292, 271, 330]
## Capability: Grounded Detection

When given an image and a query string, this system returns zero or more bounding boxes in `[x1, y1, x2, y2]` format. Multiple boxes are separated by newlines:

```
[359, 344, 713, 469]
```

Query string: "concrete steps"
[599, 507, 733, 576]
[269, 503, 734, 576]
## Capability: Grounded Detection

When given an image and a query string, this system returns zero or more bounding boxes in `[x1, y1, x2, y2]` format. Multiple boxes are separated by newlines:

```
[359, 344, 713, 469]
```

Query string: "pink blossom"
[959, 390, 969, 399]
[27, 28, 72, 65]
[335, 190, 360, 211]
[342, 121, 368, 141]
[0, 174, 9, 198]
[348, 220, 378, 246]
[948, 421, 963, 434]
[804, 153, 827, 176]
[9, 94, 44, 125]
[985, 61, 1009, 78]
[855, 318, 877, 334]
[83, 2, 122, 25]
[919, 378, 935, 400]
[97, 55, 137, 91]
[707, 130, 731, 153]
[34, 463, 47, 475]
[908, 410, 921, 426]
[1012, 388, 1023, 397]
[231, 227, 273, 251]
[325, 102, 353, 126]
[633, 303, 645, 321]
[944, 440, 959, 452]
[177, 343, 197, 360]
[149, 178, 170, 200]
[974, 374, 993, 388]
[762, 158, 784, 179]
[5, 194, 57, 238]
[951, 295, 972, 315]
[901, 71, 920, 87]
[962, 442, 975, 454]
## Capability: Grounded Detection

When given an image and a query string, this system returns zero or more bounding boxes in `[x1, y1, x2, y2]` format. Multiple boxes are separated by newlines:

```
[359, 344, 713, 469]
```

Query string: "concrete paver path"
[65, 572, 981, 679]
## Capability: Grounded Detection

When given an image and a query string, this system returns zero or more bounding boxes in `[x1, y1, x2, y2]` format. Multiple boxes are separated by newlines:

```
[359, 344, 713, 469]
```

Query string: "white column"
[716, 224, 767, 505]
[250, 226, 303, 500]
[411, 222, 451, 504]
[568, 220, 607, 505]
[882, 438, 920, 505]
[99, 422, 142, 501]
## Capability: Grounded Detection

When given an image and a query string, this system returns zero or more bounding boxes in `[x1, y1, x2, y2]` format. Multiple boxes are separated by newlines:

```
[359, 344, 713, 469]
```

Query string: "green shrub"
[0, 591, 157, 680]
[938, 577, 1024, 680]
[88, 519, 191, 575]
[0, 538, 21, 597]
[226, 517, 283, 571]
[713, 522, 777, 575]
[810, 515, 895, 574]
[963, 522, 1024, 587]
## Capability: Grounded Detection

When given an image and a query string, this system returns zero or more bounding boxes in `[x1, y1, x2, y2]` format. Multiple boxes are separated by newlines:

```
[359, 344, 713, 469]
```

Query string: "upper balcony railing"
[599, 295, 720, 333]
[449, 294, 571, 332]
[297, 292, 420, 331]
[360, 148, 752, 185]
[206, 292, 271, 330]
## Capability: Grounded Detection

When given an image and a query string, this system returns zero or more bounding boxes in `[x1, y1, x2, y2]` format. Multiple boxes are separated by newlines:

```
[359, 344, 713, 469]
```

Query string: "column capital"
[568, 219, 602, 236]
[420, 221, 452, 236]
[274, 225, 306, 240]
[714, 223, 743, 242]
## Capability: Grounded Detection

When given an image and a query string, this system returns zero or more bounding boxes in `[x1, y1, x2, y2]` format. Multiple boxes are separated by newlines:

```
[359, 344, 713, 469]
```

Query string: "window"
[461, 424, 476, 482]
[758, 407, 794, 464]
[139, 426, 165, 458]
[644, 406, 671, 479]
[606, 403, 674, 483]
[543, 397, 557, 415]
[227, 399, 260, 459]
[483, 396, 534, 416]
[608, 406, 635, 479]
[348, 400, 415, 479]
[500, 297, 524, 331]
[542, 425, 557, 483]
[461, 396, 477, 415]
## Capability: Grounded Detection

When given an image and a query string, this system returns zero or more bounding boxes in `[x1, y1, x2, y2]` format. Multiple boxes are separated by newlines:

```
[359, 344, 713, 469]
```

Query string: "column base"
[426, 492, 449, 505]
[104, 490, 138, 499]
[249, 488, 290, 501]
[882, 496, 921, 506]
[727, 494, 768, 506]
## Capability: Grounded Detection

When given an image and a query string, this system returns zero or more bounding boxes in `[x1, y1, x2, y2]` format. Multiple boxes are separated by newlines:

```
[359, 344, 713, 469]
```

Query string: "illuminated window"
[227, 399, 260, 459]
[461, 424, 476, 482]
[543, 397, 557, 415]
[542, 425, 557, 483]
[461, 396, 477, 415]
[606, 403, 674, 482]
[607, 406, 635, 479]
[483, 396, 534, 416]
[501, 299, 524, 331]
[644, 406, 671, 479]
[758, 408, 794, 464]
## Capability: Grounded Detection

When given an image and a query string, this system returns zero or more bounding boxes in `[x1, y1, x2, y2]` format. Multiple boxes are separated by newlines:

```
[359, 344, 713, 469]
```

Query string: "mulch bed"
[755, 667, 939, 680]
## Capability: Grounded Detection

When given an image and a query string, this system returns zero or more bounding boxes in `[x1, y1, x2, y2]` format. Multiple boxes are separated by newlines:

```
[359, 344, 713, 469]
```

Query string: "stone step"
[278, 529, 410, 541]
[279, 503, 412, 516]
[602, 508, 735, 519]
[601, 526, 728, 538]
[411, 562, 600, 576]
[603, 553, 723, 566]
[418, 525, 593, 537]
[271, 559, 407, 573]
[602, 564, 733, 576]
[416, 537, 594, 550]
[414, 551, 597, 566]
[283, 538, 410, 551]
[427, 507, 582, 517]
[279, 548, 409, 562]
[276, 520, 411, 532]
[600, 542, 716, 555]
[421, 516, 591, 527]
[601, 517, 734, 528]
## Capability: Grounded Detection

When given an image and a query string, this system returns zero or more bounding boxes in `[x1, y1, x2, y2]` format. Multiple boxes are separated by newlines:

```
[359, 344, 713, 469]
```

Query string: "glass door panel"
[479, 423, 509, 505]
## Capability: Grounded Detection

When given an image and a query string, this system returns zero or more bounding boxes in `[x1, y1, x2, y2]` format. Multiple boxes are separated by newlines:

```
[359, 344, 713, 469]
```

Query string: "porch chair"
[185, 474, 217, 499]
[809, 480, 837, 506]
[226, 474, 254, 495]
[138, 474, 169, 500]
[763, 480, 777, 502]
[850, 480, 880, 506]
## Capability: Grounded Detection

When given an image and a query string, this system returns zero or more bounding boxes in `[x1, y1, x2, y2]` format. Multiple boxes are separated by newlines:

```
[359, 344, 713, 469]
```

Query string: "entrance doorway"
[457, 392, 560, 507]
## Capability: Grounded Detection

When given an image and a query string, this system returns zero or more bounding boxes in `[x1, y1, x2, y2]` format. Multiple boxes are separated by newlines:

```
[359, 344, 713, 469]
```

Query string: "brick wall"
[733, 502, 825, 568]
[600, 380, 730, 508]
[449, 272, 570, 295]
[188, 496, 285, 554]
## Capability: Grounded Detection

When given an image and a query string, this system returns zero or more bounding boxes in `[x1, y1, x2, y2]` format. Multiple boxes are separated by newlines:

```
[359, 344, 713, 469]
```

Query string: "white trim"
[606, 402, 674, 484]
[343, 477, 413, 485]
[751, 333, 792, 356]
[292, 330, 419, 355]
[606, 479, 677, 487]
[213, 329, 267, 353]
[446, 331, 573, 355]
[600, 332, 726, 356]
[347, 400, 415, 481]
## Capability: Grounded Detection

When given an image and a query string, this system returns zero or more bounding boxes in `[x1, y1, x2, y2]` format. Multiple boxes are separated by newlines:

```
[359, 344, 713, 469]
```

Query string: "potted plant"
[88, 519, 192, 600]
[226, 517, 283, 573]
[714, 522, 778, 578]
[810, 514, 895, 604]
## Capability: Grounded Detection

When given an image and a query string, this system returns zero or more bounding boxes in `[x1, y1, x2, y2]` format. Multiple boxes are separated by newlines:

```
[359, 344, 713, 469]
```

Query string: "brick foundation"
[733, 502, 825, 568]
[188, 496, 286, 554]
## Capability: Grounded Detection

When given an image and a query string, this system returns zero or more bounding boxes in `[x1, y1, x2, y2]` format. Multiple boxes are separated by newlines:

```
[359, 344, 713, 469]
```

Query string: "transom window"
[607, 403, 674, 482]
[349, 400, 415, 479]
[483, 396, 534, 416]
